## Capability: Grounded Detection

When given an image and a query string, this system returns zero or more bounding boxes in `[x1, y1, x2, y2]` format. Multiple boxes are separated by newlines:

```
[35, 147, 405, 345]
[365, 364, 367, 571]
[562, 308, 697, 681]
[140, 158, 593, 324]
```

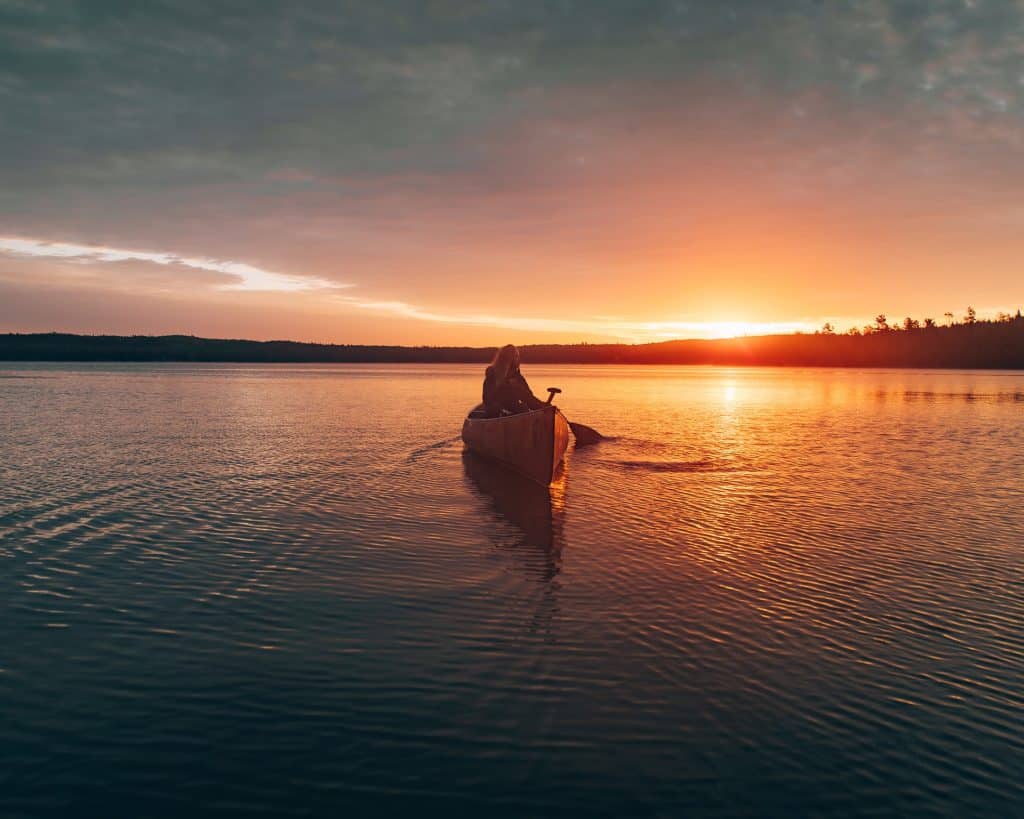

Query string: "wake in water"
[577, 435, 752, 474]
[406, 436, 462, 463]
[608, 458, 746, 473]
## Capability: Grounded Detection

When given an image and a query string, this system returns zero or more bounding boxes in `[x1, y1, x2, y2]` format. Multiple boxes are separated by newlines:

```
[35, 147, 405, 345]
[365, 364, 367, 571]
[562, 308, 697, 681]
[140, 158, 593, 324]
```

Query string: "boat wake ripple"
[606, 458, 748, 473]
[405, 435, 462, 463]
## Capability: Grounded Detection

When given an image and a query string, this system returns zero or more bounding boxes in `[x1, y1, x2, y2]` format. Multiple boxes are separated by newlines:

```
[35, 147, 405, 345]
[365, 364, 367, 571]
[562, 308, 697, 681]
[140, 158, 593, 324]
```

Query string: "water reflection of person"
[482, 344, 546, 417]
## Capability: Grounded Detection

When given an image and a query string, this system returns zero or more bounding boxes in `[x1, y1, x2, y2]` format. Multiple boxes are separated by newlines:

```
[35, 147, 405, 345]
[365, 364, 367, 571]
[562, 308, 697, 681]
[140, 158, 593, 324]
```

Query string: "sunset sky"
[2, 1, 1023, 344]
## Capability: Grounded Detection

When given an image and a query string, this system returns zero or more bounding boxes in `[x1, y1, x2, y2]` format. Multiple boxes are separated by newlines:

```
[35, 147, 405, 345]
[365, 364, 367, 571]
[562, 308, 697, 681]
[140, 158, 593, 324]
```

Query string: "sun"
[631, 319, 817, 342]
[699, 321, 770, 339]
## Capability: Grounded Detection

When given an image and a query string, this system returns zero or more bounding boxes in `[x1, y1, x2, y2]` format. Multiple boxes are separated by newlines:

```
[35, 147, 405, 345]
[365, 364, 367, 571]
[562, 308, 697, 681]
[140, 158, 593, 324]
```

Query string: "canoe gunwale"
[463, 406, 555, 424]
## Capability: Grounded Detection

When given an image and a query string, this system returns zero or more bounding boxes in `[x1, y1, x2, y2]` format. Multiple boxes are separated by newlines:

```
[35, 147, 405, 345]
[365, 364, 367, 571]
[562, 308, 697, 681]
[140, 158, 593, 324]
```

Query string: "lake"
[2, 363, 1023, 817]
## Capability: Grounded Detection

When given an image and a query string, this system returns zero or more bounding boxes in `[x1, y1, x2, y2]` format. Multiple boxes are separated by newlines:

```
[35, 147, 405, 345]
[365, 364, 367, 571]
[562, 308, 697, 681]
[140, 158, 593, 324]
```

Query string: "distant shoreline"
[3, 324, 1024, 369]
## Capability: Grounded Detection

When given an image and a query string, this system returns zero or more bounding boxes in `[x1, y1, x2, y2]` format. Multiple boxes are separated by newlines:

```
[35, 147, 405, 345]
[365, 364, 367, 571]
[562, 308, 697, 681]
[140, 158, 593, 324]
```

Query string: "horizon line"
[4, 317, 1021, 351]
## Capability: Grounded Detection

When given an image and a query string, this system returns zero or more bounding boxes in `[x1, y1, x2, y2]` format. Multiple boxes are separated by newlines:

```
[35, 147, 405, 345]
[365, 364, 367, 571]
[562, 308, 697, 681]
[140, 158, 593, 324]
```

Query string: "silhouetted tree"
[846, 326, 861, 336]
[874, 314, 889, 332]
[3, 327, 1023, 368]
[964, 306, 977, 324]
[944, 312, 954, 326]
[902, 317, 920, 331]
[821, 322, 835, 335]
[923, 317, 936, 328]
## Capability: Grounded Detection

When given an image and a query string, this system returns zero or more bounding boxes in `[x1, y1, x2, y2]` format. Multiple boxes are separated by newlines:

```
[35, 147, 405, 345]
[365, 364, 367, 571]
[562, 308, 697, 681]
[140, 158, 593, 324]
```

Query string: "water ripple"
[1, 363, 1022, 817]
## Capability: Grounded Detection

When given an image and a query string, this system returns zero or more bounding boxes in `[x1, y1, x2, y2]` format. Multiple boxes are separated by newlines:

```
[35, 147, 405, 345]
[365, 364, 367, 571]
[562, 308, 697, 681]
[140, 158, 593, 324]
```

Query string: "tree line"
[1, 308, 1022, 368]
[818, 306, 1022, 336]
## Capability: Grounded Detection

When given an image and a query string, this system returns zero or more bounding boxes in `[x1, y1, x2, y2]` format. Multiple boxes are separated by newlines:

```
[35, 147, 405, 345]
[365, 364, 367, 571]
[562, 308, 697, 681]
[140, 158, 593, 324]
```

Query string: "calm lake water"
[2, 363, 1023, 817]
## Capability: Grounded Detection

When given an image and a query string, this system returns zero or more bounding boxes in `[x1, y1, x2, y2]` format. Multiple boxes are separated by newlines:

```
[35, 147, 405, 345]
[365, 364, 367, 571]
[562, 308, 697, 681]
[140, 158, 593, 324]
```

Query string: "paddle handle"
[545, 387, 562, 404]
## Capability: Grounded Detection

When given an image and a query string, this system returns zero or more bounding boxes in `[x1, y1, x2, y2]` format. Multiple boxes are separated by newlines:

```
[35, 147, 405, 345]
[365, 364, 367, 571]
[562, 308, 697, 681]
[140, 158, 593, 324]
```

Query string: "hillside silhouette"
[2, 311, 1023, 368]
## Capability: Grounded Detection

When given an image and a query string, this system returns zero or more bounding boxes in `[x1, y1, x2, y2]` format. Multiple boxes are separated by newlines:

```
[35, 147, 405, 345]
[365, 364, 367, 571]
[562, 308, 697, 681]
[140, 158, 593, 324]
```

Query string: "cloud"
[336, 295, 817, 342]
[4, 1, 1023, 210]
[0, 236, 343, 292]
[2, 2, 1023, 342]
[0, 233, 814, 340]
[3, 0, 1023, 201]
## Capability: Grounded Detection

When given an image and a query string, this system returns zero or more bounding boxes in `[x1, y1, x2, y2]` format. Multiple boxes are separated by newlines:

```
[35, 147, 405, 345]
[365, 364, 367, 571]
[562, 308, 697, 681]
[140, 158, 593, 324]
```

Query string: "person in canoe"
[482, 344, 546, 417]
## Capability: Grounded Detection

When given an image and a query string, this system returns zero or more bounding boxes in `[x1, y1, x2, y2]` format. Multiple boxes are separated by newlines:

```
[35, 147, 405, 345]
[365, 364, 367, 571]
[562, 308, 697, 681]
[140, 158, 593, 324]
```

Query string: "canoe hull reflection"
[461, 405, 570, 486]
[462, 450, 563, 555]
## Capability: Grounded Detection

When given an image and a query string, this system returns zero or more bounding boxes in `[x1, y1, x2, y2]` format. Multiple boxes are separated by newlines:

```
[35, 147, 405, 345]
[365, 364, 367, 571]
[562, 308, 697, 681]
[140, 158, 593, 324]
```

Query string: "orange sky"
[1, 3, 1022, 344]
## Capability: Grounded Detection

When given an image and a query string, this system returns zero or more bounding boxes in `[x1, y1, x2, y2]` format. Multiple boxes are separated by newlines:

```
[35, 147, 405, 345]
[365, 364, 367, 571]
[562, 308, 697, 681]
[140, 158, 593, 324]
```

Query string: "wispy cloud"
[0, 236, 343, 292]
[339, 297, 817, 342]
[0, 234, 815, 340]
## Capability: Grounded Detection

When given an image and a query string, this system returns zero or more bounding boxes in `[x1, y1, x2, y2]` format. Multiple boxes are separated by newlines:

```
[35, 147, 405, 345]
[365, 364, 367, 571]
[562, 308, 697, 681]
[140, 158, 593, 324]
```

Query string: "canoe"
[461, 405, 570, 486]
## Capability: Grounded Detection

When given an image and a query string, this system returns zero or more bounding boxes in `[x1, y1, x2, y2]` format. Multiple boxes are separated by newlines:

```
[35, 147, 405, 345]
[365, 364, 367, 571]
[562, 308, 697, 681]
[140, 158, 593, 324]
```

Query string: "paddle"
[568, 420, 603, 446]
[546, 388, 604, 447]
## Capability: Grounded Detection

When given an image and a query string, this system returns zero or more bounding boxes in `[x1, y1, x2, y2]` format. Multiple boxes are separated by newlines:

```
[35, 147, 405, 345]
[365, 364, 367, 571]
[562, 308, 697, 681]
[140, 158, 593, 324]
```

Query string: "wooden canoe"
[461, 405, 570, 486]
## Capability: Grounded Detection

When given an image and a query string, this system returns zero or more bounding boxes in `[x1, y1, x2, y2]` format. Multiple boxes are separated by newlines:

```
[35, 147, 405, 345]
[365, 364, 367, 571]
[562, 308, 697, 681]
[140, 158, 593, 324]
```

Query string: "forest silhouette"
[3, 309, 1023, 369]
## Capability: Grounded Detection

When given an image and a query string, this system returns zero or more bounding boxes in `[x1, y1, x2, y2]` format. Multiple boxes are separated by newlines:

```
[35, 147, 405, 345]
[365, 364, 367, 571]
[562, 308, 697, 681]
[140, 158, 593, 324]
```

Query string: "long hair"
[486, 344, 520, 384]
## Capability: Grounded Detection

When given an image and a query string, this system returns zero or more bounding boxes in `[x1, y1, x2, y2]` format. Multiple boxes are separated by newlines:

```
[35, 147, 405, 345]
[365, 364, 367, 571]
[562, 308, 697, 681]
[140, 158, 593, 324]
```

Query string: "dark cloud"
[3, 0, 1023, 201]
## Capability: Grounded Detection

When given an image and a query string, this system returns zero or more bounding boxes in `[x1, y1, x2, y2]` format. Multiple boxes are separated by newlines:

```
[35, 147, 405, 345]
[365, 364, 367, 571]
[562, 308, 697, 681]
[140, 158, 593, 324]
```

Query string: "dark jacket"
[483, 366, 544, 416]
